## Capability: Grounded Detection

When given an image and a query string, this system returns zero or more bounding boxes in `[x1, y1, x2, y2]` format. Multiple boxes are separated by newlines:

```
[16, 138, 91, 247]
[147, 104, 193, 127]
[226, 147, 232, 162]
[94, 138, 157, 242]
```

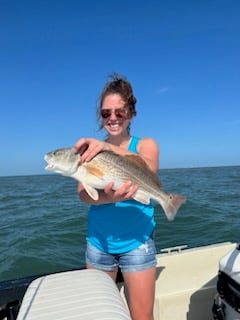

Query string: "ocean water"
[0, 166, 239, 282]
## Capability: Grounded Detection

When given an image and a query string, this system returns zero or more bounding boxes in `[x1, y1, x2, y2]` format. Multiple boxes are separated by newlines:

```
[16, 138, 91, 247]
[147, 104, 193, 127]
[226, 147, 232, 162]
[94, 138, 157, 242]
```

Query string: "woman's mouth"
[107, 121, 121, 129]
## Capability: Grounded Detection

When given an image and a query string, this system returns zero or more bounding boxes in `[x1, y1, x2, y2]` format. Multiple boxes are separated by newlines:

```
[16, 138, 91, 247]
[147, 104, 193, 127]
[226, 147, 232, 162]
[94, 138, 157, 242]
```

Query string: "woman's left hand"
[78, 180, 138, 204]
[104, 181, 139, 202]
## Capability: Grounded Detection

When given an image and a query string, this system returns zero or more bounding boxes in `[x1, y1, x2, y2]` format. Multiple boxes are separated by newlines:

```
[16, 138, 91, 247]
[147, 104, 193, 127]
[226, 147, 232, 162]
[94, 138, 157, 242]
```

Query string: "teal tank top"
[87, 136, 156, 253]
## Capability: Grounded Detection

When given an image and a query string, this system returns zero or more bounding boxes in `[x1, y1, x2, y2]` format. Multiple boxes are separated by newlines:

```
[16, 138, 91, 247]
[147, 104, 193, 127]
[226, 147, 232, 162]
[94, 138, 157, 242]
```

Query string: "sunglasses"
[100, 108, 129, 119]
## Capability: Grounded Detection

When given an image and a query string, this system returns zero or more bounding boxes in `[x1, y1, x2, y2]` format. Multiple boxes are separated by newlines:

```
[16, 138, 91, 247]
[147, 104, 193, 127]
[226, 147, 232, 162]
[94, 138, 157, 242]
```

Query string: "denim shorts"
[86, 238, 157, 272]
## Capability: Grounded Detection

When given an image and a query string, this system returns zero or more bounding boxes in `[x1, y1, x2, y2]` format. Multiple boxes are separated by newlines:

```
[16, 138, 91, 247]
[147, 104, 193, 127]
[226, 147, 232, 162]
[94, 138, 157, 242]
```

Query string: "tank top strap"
[128, 136, 141, 153]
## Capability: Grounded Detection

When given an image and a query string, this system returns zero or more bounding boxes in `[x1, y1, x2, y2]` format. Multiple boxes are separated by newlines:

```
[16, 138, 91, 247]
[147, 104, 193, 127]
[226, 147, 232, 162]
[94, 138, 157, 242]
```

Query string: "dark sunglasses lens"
[115, 109, 126, 118]
[101, 110, 111, 118]
[101, 108, 128, 119]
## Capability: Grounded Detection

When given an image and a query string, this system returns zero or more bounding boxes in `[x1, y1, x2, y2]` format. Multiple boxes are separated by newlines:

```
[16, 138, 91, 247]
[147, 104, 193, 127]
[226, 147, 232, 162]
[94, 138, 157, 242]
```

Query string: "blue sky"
[1, 0, 239, 176]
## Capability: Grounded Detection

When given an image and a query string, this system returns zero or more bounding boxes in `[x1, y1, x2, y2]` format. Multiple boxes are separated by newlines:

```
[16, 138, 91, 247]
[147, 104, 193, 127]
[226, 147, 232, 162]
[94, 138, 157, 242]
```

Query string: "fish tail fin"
[160, 194, 186, 221]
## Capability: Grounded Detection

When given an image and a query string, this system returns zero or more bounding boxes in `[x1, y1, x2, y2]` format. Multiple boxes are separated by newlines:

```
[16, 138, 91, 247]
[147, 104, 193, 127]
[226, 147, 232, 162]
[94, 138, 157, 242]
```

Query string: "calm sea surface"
[0, 166, 239, 282]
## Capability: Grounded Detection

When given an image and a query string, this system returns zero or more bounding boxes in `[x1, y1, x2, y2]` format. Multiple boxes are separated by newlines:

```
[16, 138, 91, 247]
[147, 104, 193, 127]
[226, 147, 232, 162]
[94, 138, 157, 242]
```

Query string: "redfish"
[44, 148, 186, 220]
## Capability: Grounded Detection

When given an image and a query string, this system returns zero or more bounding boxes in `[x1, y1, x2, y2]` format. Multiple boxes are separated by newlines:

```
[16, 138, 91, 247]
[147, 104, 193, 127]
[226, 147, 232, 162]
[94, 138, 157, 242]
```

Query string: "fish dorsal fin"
[124, 154, 162, 188]
[124, 154, 150, 170]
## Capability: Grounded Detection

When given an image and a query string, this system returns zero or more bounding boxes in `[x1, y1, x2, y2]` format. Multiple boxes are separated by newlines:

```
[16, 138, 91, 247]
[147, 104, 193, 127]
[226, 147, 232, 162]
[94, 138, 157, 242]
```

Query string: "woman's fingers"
[74, 138, 105, 163]
[104, 181, 138, 202]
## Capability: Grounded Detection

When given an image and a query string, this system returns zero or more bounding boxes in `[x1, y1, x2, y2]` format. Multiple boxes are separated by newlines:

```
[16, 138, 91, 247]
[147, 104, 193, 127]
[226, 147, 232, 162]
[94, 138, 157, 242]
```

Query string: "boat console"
[212, 243, 240, 320]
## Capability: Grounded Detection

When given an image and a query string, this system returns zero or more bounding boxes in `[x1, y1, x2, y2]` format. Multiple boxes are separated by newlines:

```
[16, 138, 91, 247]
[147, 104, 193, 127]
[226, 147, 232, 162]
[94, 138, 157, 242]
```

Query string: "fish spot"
[86, 165, 104, 178]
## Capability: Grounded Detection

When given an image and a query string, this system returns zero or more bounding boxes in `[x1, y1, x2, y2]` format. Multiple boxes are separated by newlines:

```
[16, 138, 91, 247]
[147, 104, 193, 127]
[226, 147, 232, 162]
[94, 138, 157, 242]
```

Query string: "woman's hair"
[97, 73, 137, 131]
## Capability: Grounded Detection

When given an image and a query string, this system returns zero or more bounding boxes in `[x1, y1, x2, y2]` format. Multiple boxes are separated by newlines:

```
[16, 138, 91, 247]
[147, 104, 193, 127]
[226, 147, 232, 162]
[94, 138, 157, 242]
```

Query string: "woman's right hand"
[74, 138, 109, 163]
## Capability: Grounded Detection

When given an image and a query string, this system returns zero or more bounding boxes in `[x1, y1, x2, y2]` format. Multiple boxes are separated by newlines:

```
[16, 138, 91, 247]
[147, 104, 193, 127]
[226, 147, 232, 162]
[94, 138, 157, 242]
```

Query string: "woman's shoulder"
[137, 137, 160, 157]
[137, 137, 159, 172]
[138, 137, 159, 148]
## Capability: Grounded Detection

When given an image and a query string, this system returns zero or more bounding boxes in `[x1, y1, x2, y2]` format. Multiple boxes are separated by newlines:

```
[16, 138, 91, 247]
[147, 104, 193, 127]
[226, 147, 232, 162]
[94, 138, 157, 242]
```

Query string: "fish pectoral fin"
[132, 192, 151, 205]
[82, 182, 99, 201]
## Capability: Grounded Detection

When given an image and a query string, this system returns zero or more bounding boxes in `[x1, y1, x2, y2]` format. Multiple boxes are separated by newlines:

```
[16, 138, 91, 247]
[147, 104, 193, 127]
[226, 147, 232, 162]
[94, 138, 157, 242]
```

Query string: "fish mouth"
[45, 163, 53, 170]
[45, 162, 54, 170]
[44, 155, 54, 170]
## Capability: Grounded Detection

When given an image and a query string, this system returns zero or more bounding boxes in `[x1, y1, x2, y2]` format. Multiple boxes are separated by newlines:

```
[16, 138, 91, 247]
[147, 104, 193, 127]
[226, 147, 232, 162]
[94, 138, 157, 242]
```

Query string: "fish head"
[44, 148, 80, 176]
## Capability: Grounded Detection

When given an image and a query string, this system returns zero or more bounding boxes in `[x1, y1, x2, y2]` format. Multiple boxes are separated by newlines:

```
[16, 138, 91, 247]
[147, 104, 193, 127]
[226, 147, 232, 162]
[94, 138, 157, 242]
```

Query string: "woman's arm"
[75, 138, 131, 162]
[75, 137, 159, 172]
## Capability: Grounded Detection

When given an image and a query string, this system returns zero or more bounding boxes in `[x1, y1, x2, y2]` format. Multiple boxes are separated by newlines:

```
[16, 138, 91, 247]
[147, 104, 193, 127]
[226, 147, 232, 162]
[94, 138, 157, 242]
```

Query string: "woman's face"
[101, 94, 132, 136]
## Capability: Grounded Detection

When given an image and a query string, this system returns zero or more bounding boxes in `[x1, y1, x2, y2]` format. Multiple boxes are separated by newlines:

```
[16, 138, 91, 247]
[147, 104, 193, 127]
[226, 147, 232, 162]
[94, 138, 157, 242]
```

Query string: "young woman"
[75, 74, 159, 320]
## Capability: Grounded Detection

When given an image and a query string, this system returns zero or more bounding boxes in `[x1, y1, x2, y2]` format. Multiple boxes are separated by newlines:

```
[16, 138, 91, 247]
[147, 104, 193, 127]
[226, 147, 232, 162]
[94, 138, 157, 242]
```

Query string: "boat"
[0, 241, 239, 320]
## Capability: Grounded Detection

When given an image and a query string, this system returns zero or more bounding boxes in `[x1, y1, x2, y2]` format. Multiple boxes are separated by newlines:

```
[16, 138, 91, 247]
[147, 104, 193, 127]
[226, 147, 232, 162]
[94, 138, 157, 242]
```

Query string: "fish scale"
[89, 151, 162, 194]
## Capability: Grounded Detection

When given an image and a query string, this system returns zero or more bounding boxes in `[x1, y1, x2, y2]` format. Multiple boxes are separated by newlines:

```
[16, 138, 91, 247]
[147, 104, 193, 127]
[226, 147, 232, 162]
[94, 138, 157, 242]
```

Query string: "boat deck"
[151, 242, 235, 319]
[0, 242, 237, 320]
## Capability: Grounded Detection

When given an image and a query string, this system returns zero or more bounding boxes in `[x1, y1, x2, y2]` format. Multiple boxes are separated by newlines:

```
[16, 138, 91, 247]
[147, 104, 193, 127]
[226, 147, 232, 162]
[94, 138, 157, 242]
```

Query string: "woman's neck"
[106, 135, 132, 149]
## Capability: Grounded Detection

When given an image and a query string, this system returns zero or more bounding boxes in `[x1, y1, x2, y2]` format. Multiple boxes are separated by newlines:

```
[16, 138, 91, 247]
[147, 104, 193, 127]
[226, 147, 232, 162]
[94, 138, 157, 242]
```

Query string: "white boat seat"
[17, 269, 131, 320]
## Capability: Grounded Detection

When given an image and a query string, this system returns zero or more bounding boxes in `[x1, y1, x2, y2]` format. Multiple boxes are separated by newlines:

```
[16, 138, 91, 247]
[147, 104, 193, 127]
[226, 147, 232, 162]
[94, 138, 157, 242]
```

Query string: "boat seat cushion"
[17, 269, 131, 320]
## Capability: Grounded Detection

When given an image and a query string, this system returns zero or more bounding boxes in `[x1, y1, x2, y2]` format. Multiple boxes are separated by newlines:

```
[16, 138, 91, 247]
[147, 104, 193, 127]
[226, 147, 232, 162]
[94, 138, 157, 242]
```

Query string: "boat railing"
[160, 244, 188, 254]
